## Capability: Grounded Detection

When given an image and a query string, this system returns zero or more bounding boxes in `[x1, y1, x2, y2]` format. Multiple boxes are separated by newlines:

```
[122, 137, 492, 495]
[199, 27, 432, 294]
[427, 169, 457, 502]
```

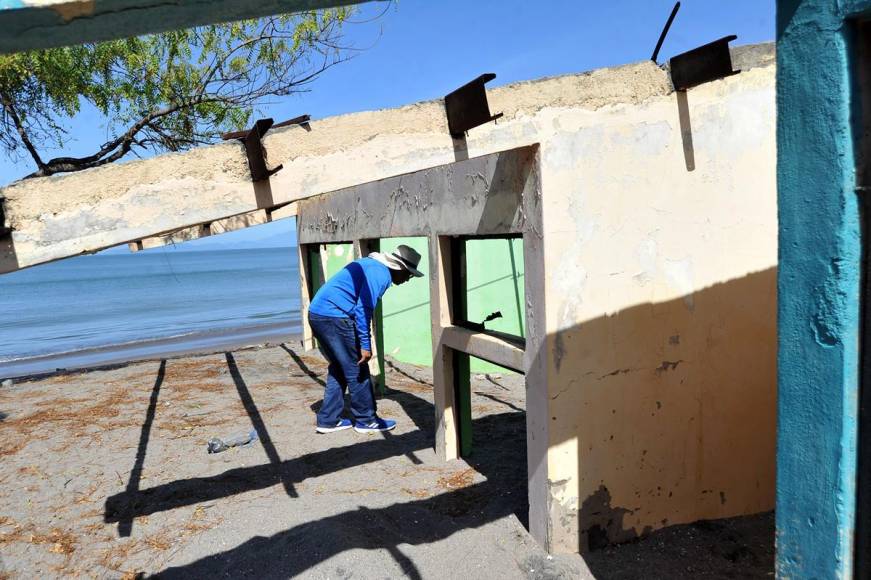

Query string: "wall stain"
[577, 485, 644, 552]
[553, 333, 566, 372]
[655, 360, 683, 374]
[599, 368, 637, 380]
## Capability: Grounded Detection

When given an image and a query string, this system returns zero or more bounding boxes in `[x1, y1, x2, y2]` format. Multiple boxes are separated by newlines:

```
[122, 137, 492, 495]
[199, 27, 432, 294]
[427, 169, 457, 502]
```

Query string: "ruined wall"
[3, 39, 779, 555]
[293, 47, 777, 553]
[539, 57, 777, 552]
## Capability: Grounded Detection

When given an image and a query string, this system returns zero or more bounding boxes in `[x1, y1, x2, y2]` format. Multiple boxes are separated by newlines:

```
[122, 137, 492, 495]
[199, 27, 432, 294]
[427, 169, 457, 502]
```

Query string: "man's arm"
[352, 297, 373, 362]
[353, 262, 392, 364]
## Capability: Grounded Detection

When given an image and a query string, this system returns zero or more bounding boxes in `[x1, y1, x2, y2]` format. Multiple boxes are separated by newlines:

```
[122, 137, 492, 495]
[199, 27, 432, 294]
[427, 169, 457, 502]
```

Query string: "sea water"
[0, 247, 301, 378]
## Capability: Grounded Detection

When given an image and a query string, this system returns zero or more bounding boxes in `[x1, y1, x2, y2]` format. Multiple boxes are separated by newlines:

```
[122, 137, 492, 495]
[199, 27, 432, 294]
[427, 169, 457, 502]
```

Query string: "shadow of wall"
[543, 267, 777, 553]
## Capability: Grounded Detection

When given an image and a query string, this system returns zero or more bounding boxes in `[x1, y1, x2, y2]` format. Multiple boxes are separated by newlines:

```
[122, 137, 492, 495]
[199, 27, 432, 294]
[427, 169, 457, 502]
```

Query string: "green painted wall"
[310, 239, 525, 375]
[466, 238, 526, 339]
[380, 237, 433, 365]
[324, 242, 355, 277]
[380, 237, 524, 374]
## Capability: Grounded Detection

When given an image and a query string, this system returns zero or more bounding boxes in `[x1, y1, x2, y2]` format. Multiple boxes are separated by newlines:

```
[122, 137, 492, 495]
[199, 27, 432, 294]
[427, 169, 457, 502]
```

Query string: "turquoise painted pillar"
[776, 1, 870, 577]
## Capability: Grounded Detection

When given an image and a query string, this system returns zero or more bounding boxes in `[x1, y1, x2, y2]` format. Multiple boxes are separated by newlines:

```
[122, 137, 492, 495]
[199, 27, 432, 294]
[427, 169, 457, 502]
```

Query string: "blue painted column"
[776, 1, 870, 577]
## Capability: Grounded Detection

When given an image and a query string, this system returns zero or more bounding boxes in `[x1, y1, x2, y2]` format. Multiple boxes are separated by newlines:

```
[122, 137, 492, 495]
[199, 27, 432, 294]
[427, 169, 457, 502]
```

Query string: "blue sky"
[1, 0, 775, 249]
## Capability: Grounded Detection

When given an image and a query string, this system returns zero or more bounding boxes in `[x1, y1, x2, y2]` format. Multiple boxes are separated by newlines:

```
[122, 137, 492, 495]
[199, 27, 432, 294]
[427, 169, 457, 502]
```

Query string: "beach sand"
[0, 344, 772, 578]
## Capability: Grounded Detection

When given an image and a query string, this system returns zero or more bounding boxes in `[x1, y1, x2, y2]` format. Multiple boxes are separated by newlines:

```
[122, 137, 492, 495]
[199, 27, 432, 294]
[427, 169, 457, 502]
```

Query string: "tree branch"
[0, 90, 47, 170]
[25, 97, 225, 178]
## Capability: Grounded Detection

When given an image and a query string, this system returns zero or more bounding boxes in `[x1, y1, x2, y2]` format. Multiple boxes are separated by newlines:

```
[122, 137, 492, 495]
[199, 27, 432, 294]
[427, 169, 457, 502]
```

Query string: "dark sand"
[0, 344, 772, 578]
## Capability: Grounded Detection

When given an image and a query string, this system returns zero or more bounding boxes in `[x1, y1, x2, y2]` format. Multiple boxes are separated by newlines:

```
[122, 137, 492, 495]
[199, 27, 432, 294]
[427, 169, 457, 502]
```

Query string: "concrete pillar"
[430, 234, 459, 461]
[298, 243, 314, 351]
[298, 242, 327, 352]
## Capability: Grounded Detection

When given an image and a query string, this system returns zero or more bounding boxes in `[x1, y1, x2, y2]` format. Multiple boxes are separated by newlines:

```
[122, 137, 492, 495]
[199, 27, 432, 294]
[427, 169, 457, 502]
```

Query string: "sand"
[0, 344, 772, 578]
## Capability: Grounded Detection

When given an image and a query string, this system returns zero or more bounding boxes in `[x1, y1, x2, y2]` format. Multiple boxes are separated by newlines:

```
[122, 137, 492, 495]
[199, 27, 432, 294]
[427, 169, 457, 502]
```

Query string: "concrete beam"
[297, 146, 538, 242]
[126, 203, 296, 252]
[353, 238, 385, 390]
[0, 52, 679, 274]
[268, 201, 298, 222]
[297, 243, 318, 351]
[0, 44, 773, 274]
[439, 326, 524, 372]
[0, 0, 377, 54]
[128, 208, 272, 252]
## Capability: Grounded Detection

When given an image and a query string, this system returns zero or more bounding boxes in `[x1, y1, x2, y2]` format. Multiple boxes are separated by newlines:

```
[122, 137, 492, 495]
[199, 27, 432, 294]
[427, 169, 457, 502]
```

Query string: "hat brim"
[386, 254, 424, 278]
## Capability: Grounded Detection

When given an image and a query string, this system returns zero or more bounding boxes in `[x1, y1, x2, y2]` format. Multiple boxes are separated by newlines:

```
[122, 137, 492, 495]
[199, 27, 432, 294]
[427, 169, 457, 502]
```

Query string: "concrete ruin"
[0, 42, 777, 553]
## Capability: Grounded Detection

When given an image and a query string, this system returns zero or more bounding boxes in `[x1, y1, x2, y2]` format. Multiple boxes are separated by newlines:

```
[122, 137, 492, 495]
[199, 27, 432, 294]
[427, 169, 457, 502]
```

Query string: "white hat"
[371, 245, 424, 277]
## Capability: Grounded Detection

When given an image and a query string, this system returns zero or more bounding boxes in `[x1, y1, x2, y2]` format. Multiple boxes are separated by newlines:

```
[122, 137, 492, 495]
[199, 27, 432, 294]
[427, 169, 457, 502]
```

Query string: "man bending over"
[308, 245, 424, 434]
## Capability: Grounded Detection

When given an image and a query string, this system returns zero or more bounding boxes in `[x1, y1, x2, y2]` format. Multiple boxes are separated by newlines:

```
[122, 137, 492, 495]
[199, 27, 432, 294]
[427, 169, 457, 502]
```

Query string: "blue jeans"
[308, 313, 377, 426]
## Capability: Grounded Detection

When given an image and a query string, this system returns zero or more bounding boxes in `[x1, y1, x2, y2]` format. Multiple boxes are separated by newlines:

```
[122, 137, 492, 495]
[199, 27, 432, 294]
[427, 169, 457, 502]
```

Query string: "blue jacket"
[308, 257, 392, 351]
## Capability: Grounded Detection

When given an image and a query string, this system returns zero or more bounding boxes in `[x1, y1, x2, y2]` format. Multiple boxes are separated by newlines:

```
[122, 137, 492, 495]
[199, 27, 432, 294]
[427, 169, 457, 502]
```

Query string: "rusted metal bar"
[444, 74, 503, 138]
[221, 115, 310, 182]
[220, 114, 310, 141]
[651, 1, 680, 63]
[670, 35, 740, 91]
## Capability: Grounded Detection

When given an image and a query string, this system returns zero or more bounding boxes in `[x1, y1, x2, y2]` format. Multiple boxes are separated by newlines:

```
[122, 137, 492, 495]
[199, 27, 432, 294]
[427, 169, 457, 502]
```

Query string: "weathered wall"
[775, 1, 869, 578]
[3, 39, 779, 556]
[292, 45, 778, 553]
[538, 57, 777, 551]
[296, 145, 550, 541]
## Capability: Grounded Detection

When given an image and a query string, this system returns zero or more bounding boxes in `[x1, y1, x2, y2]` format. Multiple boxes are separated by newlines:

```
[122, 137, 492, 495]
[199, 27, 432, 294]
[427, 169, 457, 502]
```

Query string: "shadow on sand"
[104, 352, 529, 579]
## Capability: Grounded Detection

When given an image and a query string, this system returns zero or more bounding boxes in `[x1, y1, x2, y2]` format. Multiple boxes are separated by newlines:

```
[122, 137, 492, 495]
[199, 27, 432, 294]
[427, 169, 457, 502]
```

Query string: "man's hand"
[358, 349, 372, 364]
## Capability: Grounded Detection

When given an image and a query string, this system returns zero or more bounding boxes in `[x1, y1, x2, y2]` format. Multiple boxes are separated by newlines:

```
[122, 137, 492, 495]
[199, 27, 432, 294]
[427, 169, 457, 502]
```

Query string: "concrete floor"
[0, 344, 772, 578]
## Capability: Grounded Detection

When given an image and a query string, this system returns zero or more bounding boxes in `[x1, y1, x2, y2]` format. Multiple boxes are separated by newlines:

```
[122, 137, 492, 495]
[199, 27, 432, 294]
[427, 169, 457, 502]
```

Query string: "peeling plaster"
[664, 257, 696, 311]
[633, 237, 658, 286]
[810, 258, 849, 348]
[655, 360, 684, 374]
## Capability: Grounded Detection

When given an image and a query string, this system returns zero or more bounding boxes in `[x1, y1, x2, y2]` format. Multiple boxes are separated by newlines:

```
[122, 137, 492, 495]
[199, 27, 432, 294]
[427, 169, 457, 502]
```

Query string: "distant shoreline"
[0, 321, 302, 380]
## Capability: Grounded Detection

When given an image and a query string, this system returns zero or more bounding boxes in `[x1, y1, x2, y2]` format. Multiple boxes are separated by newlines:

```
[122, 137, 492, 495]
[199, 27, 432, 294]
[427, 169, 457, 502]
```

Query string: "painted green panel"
[324, 242, 354, 277]
[380, 237, 525, 374]
[307, 245, 324, 291]
[380, 237, 432, 366]
[456, 351, 472, 457]
[465, 238, 525, 373]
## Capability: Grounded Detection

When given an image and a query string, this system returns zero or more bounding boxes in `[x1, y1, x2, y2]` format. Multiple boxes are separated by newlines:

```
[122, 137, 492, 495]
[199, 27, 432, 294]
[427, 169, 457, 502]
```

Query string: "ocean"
[0, 247, 301, 379]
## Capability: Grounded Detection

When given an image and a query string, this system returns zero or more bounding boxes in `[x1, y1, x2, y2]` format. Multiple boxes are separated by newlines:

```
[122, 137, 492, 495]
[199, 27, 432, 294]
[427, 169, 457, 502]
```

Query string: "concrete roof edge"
[730, 42, 776, 72]
[0, 43, 775, 191]
[293, 41, 776, 122]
